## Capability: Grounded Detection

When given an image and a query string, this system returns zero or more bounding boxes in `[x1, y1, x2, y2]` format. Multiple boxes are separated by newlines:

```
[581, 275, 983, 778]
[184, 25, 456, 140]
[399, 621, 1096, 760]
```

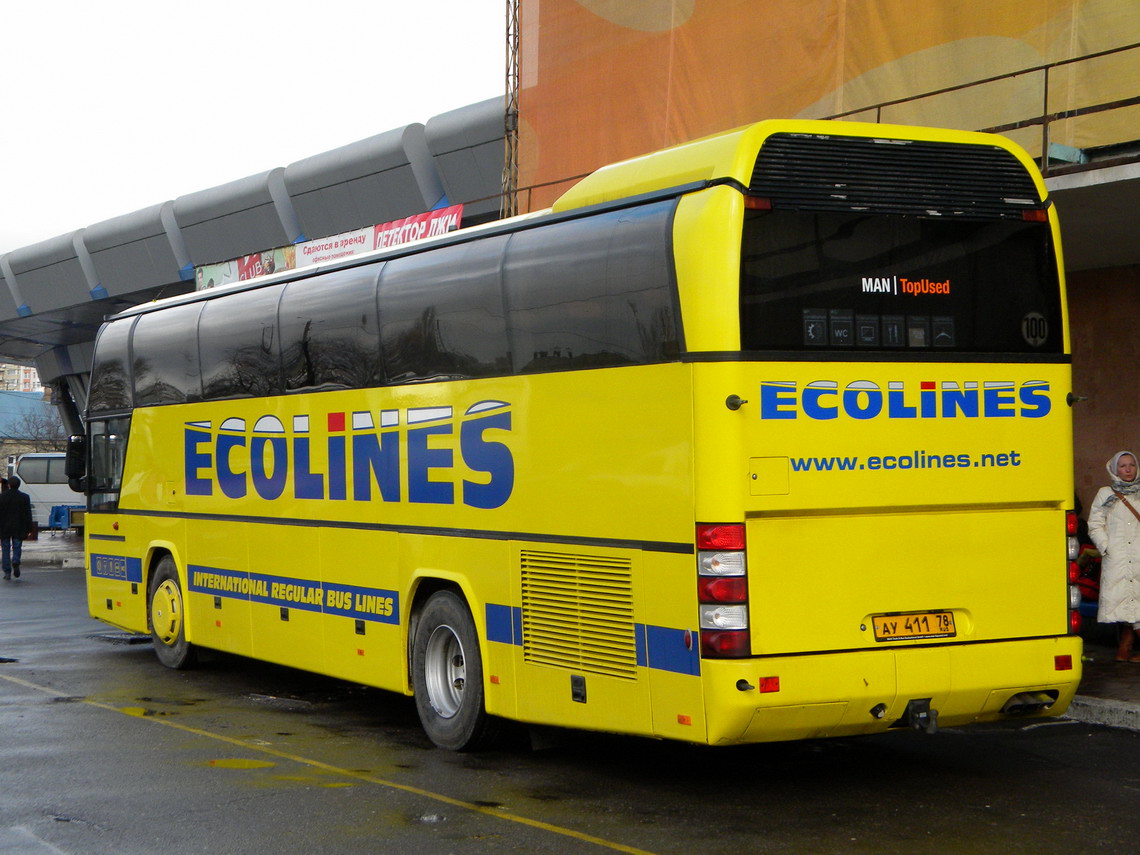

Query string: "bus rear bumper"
[700, 635, 1083, 745]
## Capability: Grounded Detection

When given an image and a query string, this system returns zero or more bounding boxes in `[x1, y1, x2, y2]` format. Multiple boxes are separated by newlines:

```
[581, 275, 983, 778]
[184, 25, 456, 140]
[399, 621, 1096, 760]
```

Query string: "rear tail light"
[697, 523, 750, 657]
[697, 575, 747, 603]
[701, 630, 751, 658]
[697, 524, 746, 551]
[1066, 511, 1081, 634]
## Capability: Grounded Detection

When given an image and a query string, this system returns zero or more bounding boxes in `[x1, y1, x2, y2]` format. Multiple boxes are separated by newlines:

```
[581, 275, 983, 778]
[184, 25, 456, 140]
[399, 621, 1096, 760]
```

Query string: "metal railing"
[824, 41, 1140, 176]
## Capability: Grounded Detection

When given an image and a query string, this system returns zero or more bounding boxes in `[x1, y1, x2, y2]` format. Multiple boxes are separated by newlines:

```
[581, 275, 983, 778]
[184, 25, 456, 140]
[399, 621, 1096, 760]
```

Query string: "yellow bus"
[71, 119, 1082, 750]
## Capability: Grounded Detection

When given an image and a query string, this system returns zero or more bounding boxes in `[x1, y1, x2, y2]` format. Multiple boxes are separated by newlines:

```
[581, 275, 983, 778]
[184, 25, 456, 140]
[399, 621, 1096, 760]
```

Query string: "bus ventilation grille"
[520, 550, 637, 680]
[749, 133, 1043, 219]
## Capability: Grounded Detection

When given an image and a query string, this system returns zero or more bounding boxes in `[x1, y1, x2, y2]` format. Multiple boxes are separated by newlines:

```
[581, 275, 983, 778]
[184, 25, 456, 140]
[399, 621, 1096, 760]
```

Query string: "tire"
[411, 590, 498, 751]
[148, 555, 197, 670]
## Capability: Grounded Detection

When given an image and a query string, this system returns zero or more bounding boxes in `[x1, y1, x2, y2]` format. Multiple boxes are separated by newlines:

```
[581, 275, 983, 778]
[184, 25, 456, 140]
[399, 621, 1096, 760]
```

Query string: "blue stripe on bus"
[186, 564, 399, 624]
[644, 625, 701, 676]
[90, 554, 143, 584]
[484, 603, 700, 677]
[486, 603, 516, 644]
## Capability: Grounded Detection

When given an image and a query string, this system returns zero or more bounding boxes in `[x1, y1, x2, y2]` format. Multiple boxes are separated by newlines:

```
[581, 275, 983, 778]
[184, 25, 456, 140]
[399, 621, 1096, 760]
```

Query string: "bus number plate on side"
[872, 611, 956, 642]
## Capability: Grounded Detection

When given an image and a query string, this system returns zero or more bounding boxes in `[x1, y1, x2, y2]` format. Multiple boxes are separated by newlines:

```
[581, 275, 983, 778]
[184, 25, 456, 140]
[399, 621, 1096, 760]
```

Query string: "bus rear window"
[740, 211, 1063, 355]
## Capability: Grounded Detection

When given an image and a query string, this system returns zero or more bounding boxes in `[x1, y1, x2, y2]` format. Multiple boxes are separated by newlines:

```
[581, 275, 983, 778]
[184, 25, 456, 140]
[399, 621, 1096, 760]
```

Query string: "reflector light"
[699, 629, 750, 658]
[1055, 655, 1073, 671]
[1069, 609, 1082, 634]
[758, 676, 780, 693]
[699, 550, 746, 576]
[744, 196, 773, 211]
[697, 524, 745, 550]
[698, 575, 748, 604]
[1022, 208, 1049, 223]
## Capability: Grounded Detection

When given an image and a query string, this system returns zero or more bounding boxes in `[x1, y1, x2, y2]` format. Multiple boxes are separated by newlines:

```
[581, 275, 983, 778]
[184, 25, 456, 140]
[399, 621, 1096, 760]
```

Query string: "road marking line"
[0, 671, 657, 855]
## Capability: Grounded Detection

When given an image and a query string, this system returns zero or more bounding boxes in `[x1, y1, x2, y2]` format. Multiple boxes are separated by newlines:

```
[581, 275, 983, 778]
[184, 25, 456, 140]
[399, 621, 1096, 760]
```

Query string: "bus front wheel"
[148, 556, 197, 670]
[411, 590, 498, 750]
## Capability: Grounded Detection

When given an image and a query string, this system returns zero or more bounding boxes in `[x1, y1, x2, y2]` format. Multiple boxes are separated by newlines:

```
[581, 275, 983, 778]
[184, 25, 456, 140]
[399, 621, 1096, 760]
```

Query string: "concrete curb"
[1065, 695, 1140, 732]
[21, 552, 85, 569]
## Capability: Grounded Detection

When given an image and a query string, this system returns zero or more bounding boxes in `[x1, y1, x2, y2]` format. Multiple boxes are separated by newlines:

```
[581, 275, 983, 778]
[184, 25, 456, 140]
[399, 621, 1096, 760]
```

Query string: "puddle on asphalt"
[120, 707, 162, 718]
[272, 773, 355, 788]
[136, 696, 201, 706]
[207, 758, 277, 770]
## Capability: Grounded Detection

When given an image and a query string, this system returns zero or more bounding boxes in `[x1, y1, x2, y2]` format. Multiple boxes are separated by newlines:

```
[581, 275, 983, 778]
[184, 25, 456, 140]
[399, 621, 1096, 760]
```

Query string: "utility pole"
[502, 0, 520, 219]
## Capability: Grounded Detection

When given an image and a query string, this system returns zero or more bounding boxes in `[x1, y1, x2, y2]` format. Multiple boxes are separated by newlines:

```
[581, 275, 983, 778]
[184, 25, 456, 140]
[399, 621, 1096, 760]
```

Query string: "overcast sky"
[0, 1, 505, 255]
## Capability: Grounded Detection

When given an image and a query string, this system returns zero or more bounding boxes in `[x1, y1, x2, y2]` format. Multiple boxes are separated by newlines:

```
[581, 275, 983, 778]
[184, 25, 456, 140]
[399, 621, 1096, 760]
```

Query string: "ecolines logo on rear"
[759, 380, 1051, 420]
[184, 400, 514, 508]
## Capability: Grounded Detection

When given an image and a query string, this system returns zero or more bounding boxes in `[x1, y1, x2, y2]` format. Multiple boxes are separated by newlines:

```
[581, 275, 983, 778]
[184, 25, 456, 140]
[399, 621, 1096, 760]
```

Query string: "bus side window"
[88, 318, 135, 413]
[503, 200, 680, 374]
[133, 302, 205, 406]
[45, 456, 68, 484]
[16, 457, 48, 484]
[199, 286, 285, 400]
[280, 266, 384, 392]
[378, 236, 511, 383]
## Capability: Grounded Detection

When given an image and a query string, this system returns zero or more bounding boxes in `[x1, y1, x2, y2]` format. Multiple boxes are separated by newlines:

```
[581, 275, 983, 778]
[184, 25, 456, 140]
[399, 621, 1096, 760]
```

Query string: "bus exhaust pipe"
[1001, 691, 1059, 716]
[896, 698, 939, 734]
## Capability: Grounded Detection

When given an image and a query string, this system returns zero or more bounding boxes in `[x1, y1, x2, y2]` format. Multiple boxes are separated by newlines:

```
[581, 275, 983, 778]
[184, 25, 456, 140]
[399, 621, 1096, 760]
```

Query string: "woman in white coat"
[1088, 450, 1140, 662]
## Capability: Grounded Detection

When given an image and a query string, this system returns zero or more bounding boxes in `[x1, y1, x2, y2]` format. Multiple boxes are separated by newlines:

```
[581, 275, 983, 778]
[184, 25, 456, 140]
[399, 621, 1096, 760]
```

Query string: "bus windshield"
[740, 209, 1063, 355]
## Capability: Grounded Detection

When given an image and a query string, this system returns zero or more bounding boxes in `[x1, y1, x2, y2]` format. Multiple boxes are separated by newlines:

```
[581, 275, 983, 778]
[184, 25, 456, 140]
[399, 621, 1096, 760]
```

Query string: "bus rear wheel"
[412, 590, 498, 751]
[148, 556, 197, 670]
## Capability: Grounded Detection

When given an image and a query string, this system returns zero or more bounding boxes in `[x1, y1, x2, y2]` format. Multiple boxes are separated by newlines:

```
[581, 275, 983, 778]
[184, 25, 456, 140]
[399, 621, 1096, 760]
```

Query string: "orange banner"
[518, 0, 1140, 211]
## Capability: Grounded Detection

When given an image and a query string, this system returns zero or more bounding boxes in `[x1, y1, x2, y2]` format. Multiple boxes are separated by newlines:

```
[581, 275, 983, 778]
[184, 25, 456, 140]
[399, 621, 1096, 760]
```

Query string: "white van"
[9, 452, 81, 529]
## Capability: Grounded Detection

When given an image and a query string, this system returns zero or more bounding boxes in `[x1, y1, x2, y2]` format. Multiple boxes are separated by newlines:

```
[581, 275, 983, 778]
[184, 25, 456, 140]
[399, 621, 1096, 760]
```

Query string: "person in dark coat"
[0, 476, 34, 580]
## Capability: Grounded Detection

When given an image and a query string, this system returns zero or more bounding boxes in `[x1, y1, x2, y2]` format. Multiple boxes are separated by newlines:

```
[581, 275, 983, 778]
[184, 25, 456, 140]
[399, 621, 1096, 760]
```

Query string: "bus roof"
[551, 118, 1047, 213]
[106, 119, 1047, 324]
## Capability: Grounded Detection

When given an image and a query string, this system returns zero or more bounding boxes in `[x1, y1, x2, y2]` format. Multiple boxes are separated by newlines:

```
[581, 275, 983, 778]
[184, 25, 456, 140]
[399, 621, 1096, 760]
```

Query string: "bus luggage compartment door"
[744, 507, 1065, 656]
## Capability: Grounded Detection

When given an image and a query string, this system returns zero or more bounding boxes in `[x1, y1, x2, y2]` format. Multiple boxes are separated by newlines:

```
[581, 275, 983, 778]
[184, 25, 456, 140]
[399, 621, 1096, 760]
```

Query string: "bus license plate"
[872, 611, 956, 642]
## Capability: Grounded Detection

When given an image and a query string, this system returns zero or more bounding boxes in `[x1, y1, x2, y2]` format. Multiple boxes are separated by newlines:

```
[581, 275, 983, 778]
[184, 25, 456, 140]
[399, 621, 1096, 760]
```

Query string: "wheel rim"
[151, 579, 183, 647]
[423, 624, 465, 719]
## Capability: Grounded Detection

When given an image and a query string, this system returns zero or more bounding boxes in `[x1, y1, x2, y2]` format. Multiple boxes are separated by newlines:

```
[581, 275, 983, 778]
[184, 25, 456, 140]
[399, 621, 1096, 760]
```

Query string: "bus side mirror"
[66, 435, 87, 493]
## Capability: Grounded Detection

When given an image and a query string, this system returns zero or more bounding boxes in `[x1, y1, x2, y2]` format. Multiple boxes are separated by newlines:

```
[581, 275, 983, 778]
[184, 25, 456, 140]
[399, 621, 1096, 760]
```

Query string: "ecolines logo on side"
[759, 380, 1051, 420]
[184, 400, 514, 509]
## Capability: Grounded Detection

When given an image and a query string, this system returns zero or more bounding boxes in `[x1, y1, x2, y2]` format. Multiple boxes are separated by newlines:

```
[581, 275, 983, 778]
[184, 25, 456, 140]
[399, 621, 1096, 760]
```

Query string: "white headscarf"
[1103, 450, 1140, 505]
